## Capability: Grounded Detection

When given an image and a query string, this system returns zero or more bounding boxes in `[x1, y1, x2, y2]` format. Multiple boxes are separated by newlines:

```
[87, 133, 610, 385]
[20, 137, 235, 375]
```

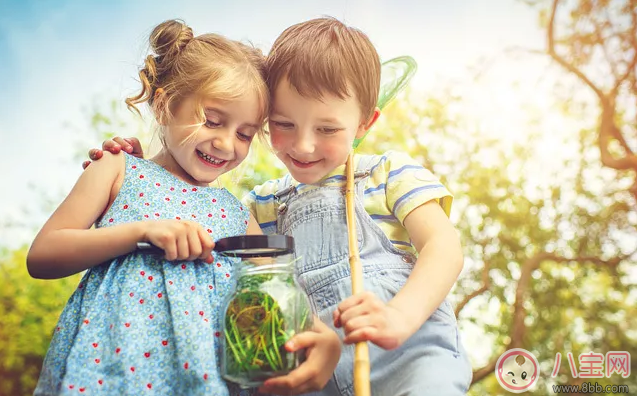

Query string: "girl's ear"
[355, 107, 381, 139]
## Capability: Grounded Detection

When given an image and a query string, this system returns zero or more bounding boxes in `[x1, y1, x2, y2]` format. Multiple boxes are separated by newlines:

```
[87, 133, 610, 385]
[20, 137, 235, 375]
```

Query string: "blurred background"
[1, 0, 636, 394]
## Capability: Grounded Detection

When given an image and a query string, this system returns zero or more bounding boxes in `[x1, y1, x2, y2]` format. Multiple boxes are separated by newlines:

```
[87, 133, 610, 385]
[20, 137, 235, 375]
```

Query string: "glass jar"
[216, 235, 313, 388]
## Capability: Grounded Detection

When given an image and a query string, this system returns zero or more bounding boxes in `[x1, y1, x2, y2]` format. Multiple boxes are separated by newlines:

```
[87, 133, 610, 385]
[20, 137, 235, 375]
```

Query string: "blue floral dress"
[35, 153, 253, 395]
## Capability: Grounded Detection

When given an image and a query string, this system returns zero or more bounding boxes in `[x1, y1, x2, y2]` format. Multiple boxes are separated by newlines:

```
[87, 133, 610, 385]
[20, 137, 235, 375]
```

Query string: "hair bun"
[150, 19, 194, 60]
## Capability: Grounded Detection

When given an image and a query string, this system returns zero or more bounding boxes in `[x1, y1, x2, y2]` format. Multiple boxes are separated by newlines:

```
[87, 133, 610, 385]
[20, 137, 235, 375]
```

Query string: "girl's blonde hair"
[126, 19, 269, 142]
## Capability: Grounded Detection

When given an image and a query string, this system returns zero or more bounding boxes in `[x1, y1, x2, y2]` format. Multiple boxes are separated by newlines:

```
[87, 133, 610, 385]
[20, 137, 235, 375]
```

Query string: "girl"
[28, 19, 339, 396]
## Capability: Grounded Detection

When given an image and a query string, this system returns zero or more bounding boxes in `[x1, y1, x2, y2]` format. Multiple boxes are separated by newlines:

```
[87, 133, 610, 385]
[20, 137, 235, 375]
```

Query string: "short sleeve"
[240, 179, 280, 233]
[380, 151, 453, 224]
[240, 191, 257, 219]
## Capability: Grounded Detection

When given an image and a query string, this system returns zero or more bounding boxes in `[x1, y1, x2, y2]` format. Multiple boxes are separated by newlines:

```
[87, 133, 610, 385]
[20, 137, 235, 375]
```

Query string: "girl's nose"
[212, 132, 233, 153]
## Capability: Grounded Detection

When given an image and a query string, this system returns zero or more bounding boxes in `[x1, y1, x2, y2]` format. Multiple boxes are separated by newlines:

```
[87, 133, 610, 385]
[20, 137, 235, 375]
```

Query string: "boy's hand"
[82, 137, 144, 169]
[258, 320, 341, 396]
[333, 291, 417, 350]
[142, 220, 214, 263]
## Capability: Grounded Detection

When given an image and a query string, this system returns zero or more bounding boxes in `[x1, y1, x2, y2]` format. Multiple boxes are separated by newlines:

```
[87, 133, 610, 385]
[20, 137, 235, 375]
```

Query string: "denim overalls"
[262, 155, 473, 396]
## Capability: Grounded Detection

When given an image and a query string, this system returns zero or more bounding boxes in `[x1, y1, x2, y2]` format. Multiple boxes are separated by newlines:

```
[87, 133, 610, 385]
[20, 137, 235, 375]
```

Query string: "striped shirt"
[241, 150, 453, 255]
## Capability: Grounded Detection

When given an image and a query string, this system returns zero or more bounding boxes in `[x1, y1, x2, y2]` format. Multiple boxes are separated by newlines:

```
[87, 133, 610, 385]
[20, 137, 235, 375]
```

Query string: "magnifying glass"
[136, 234, 294, 258]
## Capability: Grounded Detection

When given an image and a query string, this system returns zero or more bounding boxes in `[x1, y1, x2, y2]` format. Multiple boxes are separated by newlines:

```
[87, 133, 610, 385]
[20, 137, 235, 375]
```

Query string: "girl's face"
[161, 93, 263, 186]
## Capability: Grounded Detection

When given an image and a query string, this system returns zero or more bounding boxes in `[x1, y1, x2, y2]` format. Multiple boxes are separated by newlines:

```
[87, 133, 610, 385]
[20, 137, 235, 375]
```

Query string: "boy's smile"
[289, 157, 322, 169]
[268, 78, 369, 185]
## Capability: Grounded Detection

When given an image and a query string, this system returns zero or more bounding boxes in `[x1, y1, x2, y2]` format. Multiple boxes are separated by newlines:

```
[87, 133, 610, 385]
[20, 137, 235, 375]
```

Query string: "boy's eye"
[205, 119, 221, 128]
[319, 127, 340, 134]
[272, 121, 294, 129]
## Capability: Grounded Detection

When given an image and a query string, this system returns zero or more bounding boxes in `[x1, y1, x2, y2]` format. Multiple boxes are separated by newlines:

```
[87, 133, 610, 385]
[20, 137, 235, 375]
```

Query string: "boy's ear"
[355, 107, 381, 139]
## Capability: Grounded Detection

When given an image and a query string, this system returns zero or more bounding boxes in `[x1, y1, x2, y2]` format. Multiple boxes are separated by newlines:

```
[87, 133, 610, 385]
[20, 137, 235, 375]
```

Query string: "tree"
[370, 83, 636, 394]
[533, 0, 637, 199]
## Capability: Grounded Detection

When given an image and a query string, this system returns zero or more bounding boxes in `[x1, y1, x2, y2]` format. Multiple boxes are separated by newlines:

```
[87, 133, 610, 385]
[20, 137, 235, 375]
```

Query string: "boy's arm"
[27, 152, 145, 279]
[387, 153, 462, 329]
[334, 204, 462, 350]
[334, 151, 462, 349]
[389, 200, 463, 333]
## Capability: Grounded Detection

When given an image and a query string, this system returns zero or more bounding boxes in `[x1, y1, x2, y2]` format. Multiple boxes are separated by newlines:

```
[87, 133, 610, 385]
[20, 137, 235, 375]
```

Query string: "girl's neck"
[151, 149, 211, 187]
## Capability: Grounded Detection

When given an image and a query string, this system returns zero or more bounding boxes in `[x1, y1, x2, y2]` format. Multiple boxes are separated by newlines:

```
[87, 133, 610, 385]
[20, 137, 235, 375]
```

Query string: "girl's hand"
[258, 320, 341, 395]
[142, 220, 214, 263]
[82, 137, 144, 169]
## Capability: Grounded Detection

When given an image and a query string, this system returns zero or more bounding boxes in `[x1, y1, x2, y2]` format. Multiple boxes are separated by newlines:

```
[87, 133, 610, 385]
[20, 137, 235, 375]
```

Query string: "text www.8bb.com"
[552, 382, 629, 394]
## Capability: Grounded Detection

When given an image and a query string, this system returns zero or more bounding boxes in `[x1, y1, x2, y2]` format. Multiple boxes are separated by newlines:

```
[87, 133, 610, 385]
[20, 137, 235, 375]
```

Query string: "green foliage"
[0, 247, 81, 396]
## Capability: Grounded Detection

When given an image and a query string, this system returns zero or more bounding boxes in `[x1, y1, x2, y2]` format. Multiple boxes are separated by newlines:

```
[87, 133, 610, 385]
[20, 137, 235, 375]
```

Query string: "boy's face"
[268, 78, 368, 184]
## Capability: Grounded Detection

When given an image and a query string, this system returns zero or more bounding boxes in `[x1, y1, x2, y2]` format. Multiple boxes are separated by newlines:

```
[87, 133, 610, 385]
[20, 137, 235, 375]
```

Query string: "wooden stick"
[345, 152, 371, 396]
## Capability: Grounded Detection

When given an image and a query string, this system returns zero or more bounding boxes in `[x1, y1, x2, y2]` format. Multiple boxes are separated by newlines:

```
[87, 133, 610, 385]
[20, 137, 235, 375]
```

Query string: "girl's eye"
[205, 119, 221, 128]
[237, 132, 253, 142]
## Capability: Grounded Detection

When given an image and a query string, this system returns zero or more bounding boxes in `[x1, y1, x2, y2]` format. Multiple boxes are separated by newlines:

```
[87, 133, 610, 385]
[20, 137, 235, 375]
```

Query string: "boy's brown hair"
[266, 17, 381, 121]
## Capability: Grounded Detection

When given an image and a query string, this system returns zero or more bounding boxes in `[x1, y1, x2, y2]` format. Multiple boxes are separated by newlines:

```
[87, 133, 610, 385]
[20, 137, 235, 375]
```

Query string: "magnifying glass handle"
[136, 242, 164, 254]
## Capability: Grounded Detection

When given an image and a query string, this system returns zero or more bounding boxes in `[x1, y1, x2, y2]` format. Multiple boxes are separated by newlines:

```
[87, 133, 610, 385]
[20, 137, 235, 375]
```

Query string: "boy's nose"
[292, 130, 315, 154]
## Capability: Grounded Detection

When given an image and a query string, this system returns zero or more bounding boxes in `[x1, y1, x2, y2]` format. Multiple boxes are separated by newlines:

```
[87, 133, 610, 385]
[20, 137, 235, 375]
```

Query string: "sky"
[0, 0, 543, 246]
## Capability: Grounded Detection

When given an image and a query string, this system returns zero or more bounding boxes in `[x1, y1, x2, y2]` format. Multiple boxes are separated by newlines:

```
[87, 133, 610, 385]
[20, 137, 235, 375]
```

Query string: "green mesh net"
[352, 56, 417, 149]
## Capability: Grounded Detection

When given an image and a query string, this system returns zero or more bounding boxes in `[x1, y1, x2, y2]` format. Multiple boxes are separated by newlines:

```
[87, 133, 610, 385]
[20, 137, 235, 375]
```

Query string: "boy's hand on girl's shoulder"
[333, 291, 416, 350]
[82, 137, 144, 169]
[258, 320, 341, 396]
